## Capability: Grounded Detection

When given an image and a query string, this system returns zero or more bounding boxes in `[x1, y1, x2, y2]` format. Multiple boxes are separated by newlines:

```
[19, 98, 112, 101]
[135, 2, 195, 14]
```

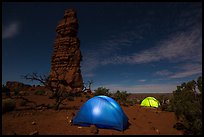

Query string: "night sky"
[2, 2, 202, 93]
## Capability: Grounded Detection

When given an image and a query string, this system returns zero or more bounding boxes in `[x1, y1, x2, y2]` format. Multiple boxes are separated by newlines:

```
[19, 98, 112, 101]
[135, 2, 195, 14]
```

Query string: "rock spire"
[49, 9, 83, 92]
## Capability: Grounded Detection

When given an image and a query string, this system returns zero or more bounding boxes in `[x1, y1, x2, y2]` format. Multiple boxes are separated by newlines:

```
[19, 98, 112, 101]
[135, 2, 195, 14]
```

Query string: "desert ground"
[2, 86, 183, 135]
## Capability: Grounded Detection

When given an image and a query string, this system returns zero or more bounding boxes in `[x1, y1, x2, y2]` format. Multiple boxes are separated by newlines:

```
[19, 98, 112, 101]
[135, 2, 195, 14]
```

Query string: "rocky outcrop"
[6, 81, 31, 92]
[49, 9, 83, 92]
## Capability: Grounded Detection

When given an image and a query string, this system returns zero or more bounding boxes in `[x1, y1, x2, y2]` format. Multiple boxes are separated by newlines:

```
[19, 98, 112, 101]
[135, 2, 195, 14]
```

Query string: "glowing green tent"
[140, 97, 160, 108]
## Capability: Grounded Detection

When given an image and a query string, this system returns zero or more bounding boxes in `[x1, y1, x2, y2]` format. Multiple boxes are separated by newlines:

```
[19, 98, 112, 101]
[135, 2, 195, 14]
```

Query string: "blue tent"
[73, 95, 128, 131]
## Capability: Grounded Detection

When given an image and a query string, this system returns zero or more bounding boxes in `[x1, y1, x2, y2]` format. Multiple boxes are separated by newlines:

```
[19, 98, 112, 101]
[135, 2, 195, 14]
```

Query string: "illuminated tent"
[72, 95, 128, 131]
[140, 97, 160, 108]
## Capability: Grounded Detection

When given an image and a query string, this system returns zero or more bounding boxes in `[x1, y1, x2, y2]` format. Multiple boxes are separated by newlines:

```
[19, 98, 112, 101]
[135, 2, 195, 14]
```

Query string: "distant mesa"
[49, 8, 84, 93]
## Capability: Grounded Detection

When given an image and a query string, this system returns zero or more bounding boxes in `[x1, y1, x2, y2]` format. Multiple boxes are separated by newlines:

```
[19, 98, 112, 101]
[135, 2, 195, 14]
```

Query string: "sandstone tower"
[49, 9, 83, 92]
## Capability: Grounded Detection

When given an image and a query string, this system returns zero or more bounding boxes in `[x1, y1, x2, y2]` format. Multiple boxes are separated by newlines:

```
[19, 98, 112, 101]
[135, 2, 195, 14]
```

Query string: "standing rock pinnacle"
[49, 9, 83, 92]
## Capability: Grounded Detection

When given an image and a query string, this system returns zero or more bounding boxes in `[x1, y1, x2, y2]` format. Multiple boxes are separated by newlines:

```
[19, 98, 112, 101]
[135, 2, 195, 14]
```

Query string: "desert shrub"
[169, 76, 202, 135]
[86, 95, 91, 99]
[25, 91, 30, 96]
[65, 92, 81, 98]
[67, 96, 74, 101]
[113, 90, 130, 105]
[160, 103, 169, 111]
[158, 95, 165, 106]
[47, 104, 59, 110]
[173, 122, 186, 130]
[19, 90, 30, 96]
[63, 92, 81, 101]
[127, 98, 137, 106]
[20, 99, 27, 106]
[47, 104, 55, 109]
[93, 87, 112, 97]
[2, 85, 10, 95]
[14, 90, 19, 96]
[2, 98, 16, 113]
[75, 92, 82, 97]
[13, 86, 24, 95]
[23, 72, 71, 110]
[35, 90, 45, 95]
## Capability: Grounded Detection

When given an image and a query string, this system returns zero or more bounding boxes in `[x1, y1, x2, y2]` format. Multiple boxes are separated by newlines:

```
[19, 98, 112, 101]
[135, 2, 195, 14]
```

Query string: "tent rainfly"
[73, 95, 128, 131]
[140, 97, 160, 108]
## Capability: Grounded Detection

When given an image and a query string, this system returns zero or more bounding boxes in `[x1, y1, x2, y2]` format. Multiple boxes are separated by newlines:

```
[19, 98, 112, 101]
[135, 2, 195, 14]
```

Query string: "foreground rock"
[29, 131, 39, 135]
[90, 125, 99, 134]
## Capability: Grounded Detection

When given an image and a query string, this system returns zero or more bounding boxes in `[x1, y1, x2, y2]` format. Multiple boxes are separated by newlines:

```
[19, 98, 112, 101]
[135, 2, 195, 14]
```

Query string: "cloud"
[170, 69, 202, 79]
[169, 63, 202, 79]
[82, 16, 201, 78]
[138, 79, 146, 82]
[82, 72, 95, 78]
[154, 63, 202, 79]
[157, 26, 202, 62]
[2, 21, 20, 39]
[81, 51, 100, 78]
[95, 83, 177, 93]
[155, 70, 172, 76]
[176, 4, 202, 29]
[101, 24, 202, 65]
[81, 30, 142, 77]
[99, 30, 143, 56]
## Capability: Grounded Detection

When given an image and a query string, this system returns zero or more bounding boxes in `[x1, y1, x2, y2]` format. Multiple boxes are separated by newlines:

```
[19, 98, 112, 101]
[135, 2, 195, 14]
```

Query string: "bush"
[127, 98, 137, 106]
[65, 92, 82, 98]
[20, 99, 27, 106]
[2, 98, 16, 113]
[19, 91, 29, 96]
[75, 92, 82, 97]
[13, 87, 24, 95]
[168, 76, 202, 135]
[35, 90, 45, 95]
[14, 90, 19, 96]
[93, 87, 112, 97]
[47, 104, 55, 109]
[67, 96, 74, 101]
[63, 92, 81, 101]
[2, 85, 10, 95]
[160, 103, 169, 111]
[113, 90, 130, 105]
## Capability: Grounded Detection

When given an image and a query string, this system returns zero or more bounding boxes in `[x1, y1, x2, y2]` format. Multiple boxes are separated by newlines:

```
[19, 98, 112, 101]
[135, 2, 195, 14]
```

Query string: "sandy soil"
[2, 88, 183, 135]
